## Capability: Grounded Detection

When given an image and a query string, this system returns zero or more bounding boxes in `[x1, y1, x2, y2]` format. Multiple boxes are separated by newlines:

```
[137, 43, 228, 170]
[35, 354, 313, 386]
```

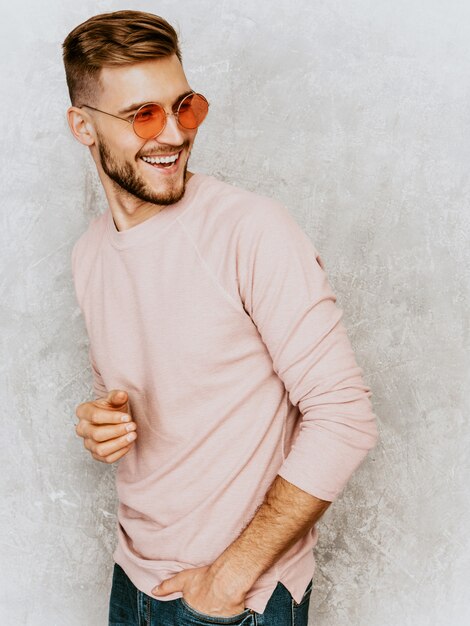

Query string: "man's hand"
[74, 389, 137, 463]
[151, 564, 249, 618]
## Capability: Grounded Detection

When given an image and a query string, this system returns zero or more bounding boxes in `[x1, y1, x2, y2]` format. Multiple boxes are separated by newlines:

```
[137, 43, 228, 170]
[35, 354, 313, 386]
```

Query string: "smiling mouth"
[139, 150, 182, 170]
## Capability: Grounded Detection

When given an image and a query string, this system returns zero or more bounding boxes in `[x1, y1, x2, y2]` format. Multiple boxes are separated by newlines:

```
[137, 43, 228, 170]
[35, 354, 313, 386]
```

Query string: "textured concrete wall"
[1, 0, 469, 624]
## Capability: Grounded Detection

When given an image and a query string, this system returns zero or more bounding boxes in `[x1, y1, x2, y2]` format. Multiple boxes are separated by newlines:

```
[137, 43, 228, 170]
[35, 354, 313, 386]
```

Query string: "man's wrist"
[208, 475, 332, 595]
[208, 546, 260, 594]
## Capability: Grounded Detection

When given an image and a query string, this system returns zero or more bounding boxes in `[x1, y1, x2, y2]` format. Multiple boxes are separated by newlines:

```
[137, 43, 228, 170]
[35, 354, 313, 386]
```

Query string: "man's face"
[90, 55, 198, 206]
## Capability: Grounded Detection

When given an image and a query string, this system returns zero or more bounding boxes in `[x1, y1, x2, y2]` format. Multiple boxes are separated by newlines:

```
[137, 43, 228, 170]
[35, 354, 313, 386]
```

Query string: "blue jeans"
[108, 562, 312, 625]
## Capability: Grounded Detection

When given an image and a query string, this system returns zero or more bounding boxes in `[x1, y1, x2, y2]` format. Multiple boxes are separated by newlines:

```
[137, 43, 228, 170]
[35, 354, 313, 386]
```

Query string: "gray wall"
[1, 0, 468, 624]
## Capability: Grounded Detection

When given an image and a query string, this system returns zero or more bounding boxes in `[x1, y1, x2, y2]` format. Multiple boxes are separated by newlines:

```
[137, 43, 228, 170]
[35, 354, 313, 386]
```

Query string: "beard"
[96, 129, 190, 206]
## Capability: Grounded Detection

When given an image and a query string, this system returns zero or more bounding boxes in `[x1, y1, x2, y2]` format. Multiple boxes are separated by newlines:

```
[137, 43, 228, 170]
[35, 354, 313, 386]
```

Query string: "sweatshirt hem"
[113, 535, 316, 615]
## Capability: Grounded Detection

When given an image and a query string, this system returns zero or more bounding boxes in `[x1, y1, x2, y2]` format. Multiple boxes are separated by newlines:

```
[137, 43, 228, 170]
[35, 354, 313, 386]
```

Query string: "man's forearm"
[209, 474, 332, 591]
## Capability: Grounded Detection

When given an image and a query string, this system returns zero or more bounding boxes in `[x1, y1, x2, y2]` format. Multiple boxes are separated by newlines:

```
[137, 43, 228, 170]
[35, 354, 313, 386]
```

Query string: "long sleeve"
[236, 200, 379, 502]
[71, 239, 108, 401]
[89, 345, 108, 400]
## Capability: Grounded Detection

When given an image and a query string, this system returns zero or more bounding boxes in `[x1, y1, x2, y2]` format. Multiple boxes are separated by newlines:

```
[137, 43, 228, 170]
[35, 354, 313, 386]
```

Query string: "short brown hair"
[62, 10, 182, 107]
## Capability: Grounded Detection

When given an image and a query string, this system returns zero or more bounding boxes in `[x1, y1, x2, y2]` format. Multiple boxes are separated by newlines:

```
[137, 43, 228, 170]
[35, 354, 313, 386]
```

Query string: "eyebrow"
[117, 90, 194, 115]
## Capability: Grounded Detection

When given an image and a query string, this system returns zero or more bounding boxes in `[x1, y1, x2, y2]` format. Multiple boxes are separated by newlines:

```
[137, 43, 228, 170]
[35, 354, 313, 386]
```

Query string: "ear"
[66, 106, 96, 147]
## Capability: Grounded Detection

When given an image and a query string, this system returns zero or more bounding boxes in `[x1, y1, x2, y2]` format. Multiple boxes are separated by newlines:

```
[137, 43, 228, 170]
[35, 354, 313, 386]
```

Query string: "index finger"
[76, 402, 132, 425]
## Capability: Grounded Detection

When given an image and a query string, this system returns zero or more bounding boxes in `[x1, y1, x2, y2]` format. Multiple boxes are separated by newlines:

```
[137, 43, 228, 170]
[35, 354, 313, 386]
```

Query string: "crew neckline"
[105, 172, 206, 250]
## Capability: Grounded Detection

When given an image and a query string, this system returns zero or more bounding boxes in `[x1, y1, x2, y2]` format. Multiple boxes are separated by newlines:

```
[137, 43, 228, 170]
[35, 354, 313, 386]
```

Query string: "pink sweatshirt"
[71, 172, 378, 614]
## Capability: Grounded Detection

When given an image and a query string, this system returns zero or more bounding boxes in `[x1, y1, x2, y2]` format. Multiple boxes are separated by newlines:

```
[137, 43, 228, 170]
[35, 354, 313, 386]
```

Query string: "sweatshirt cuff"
[276, 422, 379, 502]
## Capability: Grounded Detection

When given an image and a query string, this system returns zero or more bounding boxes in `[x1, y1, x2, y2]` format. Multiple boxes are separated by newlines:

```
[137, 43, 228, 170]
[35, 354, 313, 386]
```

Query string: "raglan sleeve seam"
[177, 217, 247, 315]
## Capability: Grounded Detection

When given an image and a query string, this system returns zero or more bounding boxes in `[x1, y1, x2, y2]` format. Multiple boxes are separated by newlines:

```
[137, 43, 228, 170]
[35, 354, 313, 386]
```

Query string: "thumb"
[151, 574, 181, 596]
[107, 389, 128, 408]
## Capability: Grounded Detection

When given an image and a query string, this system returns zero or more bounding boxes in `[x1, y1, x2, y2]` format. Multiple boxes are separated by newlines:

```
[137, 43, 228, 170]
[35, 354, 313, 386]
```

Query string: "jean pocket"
[108, 564, 139, 625]
[179, 597, 254, 624]
[292, 578, 313, 608]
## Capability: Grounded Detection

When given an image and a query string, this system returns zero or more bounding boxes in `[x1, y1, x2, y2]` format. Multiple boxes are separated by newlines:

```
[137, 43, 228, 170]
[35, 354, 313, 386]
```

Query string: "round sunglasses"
[78, 91, 209, 139]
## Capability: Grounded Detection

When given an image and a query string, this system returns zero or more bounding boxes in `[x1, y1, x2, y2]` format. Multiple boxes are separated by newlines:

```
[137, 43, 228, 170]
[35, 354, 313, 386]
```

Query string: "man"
[63, 10, 379, 626]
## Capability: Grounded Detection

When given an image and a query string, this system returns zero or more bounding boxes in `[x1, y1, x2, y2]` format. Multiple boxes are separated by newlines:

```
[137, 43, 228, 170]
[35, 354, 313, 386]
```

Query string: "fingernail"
[125, 423, 135, 432]
[121, 414, 131, 422]
[126, 432, 136, 442]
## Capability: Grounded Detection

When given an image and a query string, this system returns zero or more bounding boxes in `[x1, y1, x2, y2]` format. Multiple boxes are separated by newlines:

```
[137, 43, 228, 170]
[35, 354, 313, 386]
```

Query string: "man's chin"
[138, 174, 187, 206]
[139, 160, 188, 203]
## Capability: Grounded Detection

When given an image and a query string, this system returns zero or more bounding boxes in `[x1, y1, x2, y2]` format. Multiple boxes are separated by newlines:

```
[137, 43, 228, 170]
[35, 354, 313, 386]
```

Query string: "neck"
[104, 170, 194, 233]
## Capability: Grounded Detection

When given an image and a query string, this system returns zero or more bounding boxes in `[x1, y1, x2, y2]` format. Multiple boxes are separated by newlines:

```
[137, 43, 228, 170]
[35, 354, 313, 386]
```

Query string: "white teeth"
[141, 153, 179, 164]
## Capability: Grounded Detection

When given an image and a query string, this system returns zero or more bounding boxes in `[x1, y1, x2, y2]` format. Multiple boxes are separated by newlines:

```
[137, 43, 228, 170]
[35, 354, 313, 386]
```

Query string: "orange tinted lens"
[178, 93, 209, 129]
[133, 104, 166, 138]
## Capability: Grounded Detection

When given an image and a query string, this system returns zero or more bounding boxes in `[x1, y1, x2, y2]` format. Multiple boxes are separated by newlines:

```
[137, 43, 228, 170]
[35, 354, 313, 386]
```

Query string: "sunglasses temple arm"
[81, 104, 131, 124]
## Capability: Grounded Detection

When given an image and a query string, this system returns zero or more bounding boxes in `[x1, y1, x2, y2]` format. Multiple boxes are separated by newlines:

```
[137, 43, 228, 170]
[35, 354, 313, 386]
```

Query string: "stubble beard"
[97, 130, 189, 206]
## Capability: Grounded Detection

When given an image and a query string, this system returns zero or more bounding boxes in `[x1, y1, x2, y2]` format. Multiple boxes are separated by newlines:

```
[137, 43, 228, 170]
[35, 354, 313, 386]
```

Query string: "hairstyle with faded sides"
[62, 9, 182, 107]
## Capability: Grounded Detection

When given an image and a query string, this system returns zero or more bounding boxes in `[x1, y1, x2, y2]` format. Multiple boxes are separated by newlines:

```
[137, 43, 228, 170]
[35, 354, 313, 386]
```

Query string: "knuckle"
[96, 442, 111, 457]
[87, 427, 99, 441]
[93, 429, 104, 443]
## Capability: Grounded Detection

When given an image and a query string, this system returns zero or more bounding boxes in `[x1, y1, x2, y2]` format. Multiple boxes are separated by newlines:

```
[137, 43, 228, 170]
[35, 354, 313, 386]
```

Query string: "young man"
[63, 10, 379, 626]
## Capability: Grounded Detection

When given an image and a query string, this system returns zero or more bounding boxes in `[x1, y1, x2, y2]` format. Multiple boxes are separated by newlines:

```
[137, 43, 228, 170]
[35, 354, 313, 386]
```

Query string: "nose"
[155, 111, 186, 145]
